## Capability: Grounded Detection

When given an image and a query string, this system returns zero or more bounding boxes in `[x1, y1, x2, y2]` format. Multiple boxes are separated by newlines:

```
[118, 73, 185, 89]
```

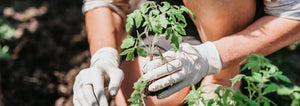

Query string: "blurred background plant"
[0, 0, 90, 105]
[0, 17, 16, 58]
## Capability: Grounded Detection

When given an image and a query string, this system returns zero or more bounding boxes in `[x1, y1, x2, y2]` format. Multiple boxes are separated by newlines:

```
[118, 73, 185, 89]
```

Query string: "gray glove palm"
[142, 42, 222, 99]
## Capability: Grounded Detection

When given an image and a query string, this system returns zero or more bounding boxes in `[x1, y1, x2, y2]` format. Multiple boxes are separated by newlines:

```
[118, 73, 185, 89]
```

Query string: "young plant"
[120, 1, 196, 105]
[128, 78, 148, 106]
[121, 1, 196, 61]
[184, 54, 300, 106]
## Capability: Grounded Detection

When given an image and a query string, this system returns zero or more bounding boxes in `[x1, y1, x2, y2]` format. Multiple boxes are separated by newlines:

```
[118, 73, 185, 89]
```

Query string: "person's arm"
[73, 0, 129, 105]
[141, 1, 300, 99]
[215, 16, 300, 69]
[85, 7, 124, 55]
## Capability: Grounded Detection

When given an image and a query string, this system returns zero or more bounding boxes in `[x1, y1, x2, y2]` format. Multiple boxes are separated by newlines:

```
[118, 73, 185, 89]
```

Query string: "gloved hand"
[142, 42, 222, 99]
[73, 47, 124, 106]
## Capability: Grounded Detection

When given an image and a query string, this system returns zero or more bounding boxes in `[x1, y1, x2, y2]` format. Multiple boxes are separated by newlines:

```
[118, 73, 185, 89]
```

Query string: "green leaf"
[216, 101, 223, 106]
[159, 2, 171, 12]
[150, 19, 162, 34]
[293, 92, 300, 99]
[160, 15, 168, 28]
[126, 14, 134, 32]
[192, 14, 197, 20]
[232, 91, 249, 103]
[277, 74, 292, 84]
[175, 13, 185, 22]
[291, 99, 300, 106]
[150, 9, 160, 16]
[261, 97, 272, 105]
[140, 80, 148, 90]
[242, 61, 260, 72]
[125, 23, 133, 32]
[170, 31, 183, 52]
[136, 47, 147, 57]
[0, 52, 11, 58]
[268, 64, 279, 73]
[130, 90, 139, 97]
[206, 99, 215, 106]
[128, 96, 141, 102]
[165, 27, 172, 40]
[141, 94, 146, 98]
[120, 48, 135, 61]
[180, 5, 196, 20]
[126, 51, 135, 61]
[293, 86, 300, 91]
[173, 5, 180, 9]
[134, 11, 143, 28]
[277, 87, 293, 95]
[246, 73, 262, 82]
[167, 8, 177, 18]
[248, 101, 259, 106]
[120, 47, 134, 55]
[174, 13, 187, 27]
[176, 32, 184, 42]
[141, 3, 150, 14]
[175, 25, 186, 35]
[231, 74, 245, 87]
[121, 36, 135, 49]
[263, 83, 280, 95]
[142, 15, 149, 27]
[214, 86, 224, 95]
[133, 77, 143, 89]
[222, 88, 232, 104]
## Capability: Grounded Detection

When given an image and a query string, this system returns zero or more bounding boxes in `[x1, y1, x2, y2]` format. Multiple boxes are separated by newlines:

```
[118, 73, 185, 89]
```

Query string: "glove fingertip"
[143, 74, 150, 81]
[98, 94, 109, 106]
[109, 87, 118, 96]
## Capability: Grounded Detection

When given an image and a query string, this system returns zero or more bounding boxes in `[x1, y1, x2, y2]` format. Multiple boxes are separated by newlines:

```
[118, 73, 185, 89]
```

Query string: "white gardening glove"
[73, 47, 124, 106]
[142, 42, 222, 99]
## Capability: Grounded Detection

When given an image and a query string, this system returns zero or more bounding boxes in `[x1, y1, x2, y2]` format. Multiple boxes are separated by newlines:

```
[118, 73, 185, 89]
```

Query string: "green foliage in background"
[184, 54, 300, 106]
[0, 18, 15, 40]
[0, 17, 15, 58]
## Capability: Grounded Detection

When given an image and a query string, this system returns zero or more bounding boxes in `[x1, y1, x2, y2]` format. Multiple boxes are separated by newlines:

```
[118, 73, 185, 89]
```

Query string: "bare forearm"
[214, 16, 300, 69]
[85, 7, 124, 55]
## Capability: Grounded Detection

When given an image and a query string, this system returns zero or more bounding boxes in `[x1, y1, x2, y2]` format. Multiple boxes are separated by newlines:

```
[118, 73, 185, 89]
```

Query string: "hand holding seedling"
[121, 1, 222, 100]
[142, 42, 222, 99]
[122, 1, 200, 105]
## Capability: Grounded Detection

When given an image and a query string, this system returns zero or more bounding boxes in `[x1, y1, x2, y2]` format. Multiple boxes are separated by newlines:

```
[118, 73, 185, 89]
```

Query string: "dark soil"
[1, 0, 89, 105]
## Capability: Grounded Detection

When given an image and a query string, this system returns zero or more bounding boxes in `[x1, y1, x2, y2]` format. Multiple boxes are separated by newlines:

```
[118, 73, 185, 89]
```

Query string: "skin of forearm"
[85, 7, 124, 56]
[214, 16, 300, 69]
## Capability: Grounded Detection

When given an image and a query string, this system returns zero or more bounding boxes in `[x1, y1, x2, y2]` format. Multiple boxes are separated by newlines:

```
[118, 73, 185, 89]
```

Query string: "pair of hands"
[73, 42, 222, 105]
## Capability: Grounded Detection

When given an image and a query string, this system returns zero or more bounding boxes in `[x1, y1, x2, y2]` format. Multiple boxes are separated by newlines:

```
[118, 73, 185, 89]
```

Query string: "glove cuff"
[194, 42, 222, 75]
[82, 0, 126, 20]
[90, 47, 119, 67]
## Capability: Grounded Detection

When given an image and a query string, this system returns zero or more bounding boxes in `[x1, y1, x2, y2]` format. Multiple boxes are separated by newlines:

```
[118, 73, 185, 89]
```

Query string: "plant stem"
[247, 81, 253, 100]
[144, 26, 153, 61]
[257, 83, 264, 104]
[141, 96, 146, 106]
